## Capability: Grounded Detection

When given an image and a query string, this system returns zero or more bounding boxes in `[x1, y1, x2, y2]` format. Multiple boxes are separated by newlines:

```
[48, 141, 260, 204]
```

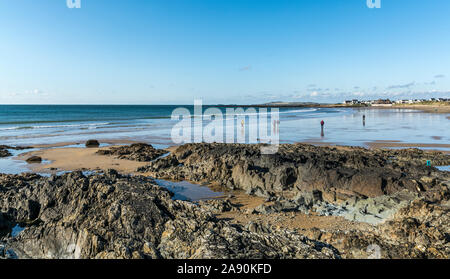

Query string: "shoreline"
[13, 139, 450, 177]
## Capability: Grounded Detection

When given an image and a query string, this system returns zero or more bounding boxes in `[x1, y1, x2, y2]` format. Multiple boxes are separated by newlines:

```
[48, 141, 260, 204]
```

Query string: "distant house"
[373, 99, 392, 104]
[343, 99, 360, 105]
[372, 99, 392, 107]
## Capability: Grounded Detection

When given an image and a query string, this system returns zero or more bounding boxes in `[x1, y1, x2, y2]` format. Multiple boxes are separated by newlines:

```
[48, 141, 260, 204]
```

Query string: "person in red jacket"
[320, 120, 325, 137]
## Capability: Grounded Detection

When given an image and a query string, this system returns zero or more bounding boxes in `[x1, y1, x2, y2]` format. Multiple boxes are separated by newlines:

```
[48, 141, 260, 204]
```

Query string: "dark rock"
[26, 156, 42, 164]
[0, 172, 338, 259]
[304, 199, 450, 259]
[0, 149, 11, 158]
[85, 140, 100, 148]
[138, 143, 450, 204]
[96, 143, 167, 162]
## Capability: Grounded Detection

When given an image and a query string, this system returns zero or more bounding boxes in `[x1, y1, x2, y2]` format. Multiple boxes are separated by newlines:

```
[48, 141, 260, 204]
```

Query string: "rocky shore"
[138, 143, 450, 203]
[0, 171, 338, 259]
[96, 143, 168, 162]
[1, 143, 449, 259]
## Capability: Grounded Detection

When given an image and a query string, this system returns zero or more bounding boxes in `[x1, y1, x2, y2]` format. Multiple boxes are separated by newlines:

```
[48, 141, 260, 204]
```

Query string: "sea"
[0, 105, 448, 148]
[1, 105, 448, 200]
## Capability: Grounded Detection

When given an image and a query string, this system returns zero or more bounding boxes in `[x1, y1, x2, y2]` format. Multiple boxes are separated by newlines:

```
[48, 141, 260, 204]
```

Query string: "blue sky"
[0, 0, 449, 104]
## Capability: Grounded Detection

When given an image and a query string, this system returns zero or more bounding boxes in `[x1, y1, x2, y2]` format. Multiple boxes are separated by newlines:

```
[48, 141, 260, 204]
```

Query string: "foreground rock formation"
[136, 143, 449, 258]
[0, 171, 338, 259]
[97, 143, 168, 162]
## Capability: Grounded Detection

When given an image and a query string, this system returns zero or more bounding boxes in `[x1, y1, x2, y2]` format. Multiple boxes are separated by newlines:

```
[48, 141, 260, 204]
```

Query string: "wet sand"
[18, 145, 148, 174]
[366, 141, 450, 154]
[29, 139, 139, 149]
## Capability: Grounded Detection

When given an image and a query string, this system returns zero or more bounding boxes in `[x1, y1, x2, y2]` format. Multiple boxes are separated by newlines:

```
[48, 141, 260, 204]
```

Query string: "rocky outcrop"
[0, 145, 31, 158]
[2, 143, 448, 259]
[25, 156, 42, 164]
[0, 171, 338, 259]
[379, 148, 450, 168]
[138, 143, 450, 203]
[301, 199, 450, 259]
[0, 149, 11, 158]
[97, 143, 168, 162]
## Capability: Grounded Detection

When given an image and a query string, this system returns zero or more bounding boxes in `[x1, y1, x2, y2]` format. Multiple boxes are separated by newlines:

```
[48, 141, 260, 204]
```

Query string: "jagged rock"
[336, 190, 419, 224]
[0, 171, 338, 259]
[138, 143, 450, 204]
[96, 143, 167, 162]
[303, 199, 450, 259]
[0, 145, 31, 158]
[197, 199, 234, 213]
[85, 140, 100, 148]
[25, 156, 42, 164]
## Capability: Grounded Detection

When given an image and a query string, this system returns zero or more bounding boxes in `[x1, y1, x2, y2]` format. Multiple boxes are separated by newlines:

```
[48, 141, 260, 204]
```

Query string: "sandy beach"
[19, 145, 148, 174]
[366, 141, 450, 154]
[391, 104, 450, 113]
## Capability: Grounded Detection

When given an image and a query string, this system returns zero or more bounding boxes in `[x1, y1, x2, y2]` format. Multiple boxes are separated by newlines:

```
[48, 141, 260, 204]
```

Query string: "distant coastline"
[218, 101, 450, 113]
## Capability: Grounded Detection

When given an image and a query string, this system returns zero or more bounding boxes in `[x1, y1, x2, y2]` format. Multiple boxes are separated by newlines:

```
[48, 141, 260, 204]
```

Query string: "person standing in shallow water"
[363, 114, 366, 126]
[320, 120, 325, 137]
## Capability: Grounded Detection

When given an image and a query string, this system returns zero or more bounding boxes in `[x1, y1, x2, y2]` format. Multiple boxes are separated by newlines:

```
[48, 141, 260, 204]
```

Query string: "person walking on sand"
[320, 120, 325, 138]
